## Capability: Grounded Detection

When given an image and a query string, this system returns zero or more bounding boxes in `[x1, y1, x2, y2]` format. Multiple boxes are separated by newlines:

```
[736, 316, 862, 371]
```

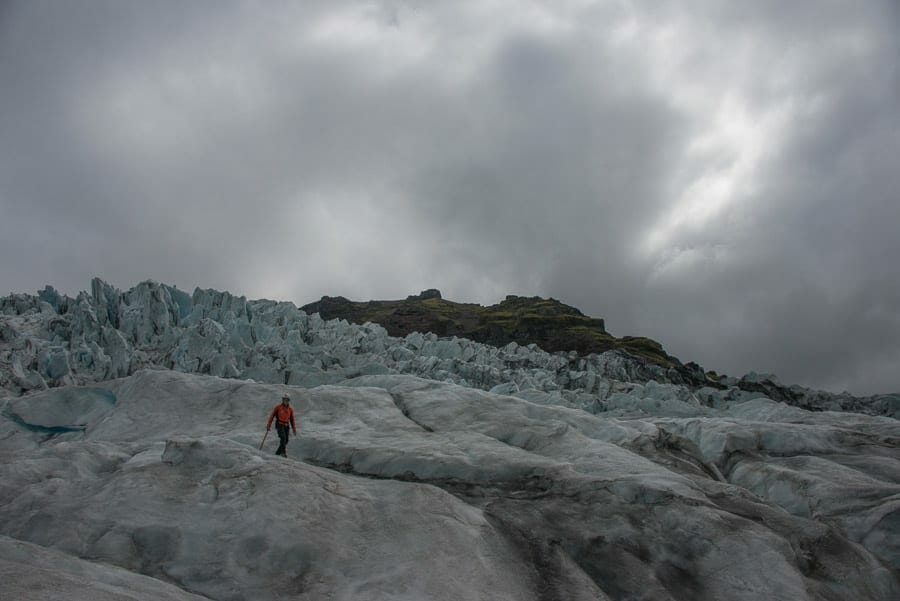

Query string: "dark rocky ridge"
[300, 290, 900, 415]
[307, 291, 646, 362]
[302, 290, 713, 387]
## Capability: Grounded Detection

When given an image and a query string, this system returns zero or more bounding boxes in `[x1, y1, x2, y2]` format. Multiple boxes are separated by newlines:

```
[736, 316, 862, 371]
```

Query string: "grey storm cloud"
[1, 1, 898, 395]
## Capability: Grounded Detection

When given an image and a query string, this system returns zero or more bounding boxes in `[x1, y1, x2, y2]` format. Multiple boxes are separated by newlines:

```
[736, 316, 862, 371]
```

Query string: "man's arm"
[290, 409, 297, 434]
[266, 406, 277, 430]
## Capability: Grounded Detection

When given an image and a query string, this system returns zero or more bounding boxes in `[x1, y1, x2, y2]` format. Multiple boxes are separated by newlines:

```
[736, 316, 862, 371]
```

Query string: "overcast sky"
[2, 1, 899, 395]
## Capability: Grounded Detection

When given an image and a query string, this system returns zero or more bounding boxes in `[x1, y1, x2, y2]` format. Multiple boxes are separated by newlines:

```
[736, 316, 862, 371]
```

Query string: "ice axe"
[259, 429, 269, 450]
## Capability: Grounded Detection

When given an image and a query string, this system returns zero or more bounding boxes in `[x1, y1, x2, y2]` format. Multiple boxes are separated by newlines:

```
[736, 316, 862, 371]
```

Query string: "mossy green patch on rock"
[301, 291, 685, 371]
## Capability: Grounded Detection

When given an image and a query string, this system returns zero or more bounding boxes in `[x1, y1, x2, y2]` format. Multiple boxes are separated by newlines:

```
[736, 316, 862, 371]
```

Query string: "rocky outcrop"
[298, 291, 694, 368]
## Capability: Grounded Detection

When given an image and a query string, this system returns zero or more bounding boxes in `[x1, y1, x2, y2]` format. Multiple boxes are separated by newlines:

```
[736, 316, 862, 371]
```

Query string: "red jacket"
[267, 404, 296, 431]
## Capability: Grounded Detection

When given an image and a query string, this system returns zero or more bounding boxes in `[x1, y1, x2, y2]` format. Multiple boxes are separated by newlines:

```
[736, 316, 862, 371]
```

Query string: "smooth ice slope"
[1, 370, 898, 600]
[0, 535, 209, 601]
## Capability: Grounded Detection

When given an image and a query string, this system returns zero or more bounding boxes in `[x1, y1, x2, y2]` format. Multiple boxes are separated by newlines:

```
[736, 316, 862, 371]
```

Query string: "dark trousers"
[275, 422, 290, 456]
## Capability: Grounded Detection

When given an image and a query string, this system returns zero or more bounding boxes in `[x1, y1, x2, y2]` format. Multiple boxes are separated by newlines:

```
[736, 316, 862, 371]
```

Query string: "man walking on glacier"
[266, 394, 298, 456]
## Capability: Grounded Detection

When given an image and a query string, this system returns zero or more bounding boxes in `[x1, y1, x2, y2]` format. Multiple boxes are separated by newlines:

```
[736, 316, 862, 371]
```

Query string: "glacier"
[1, 278, 898, 600]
